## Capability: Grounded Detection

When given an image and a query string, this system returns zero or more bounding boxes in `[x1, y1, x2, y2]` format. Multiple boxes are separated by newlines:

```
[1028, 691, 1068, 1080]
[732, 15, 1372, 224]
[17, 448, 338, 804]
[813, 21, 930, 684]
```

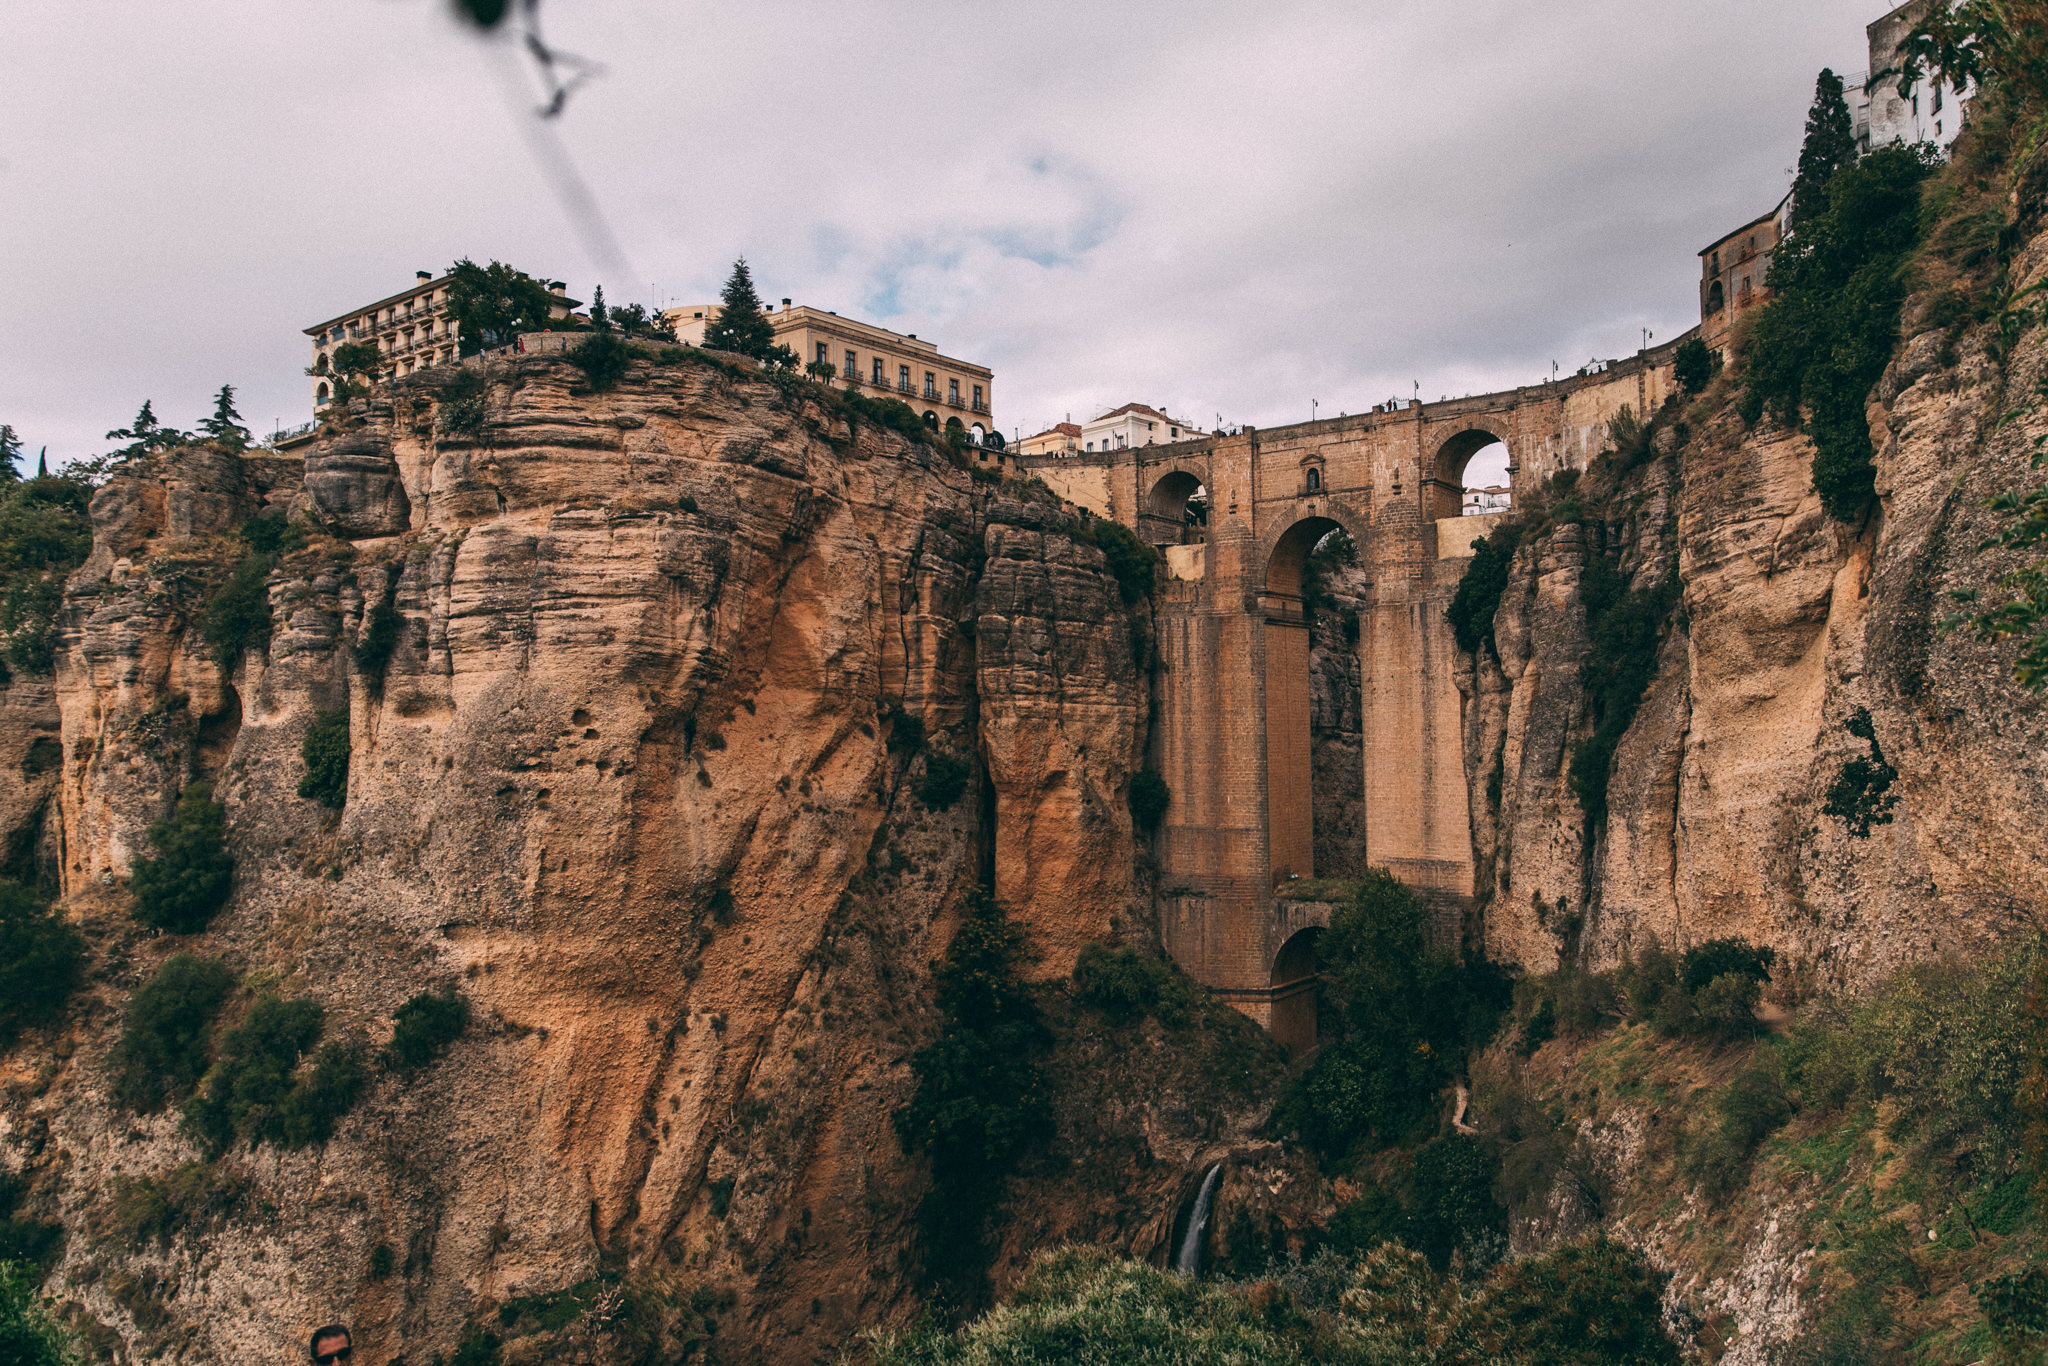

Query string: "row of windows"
[320, 292, 447, 343]
[808, 343, 987, 409]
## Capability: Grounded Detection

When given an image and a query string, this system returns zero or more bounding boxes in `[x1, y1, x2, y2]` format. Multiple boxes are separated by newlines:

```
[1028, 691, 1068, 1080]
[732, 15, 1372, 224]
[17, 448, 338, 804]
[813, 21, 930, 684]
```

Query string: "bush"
[113, 954, 238, 1111]
[1463, 1234, 1681, 1365]
[1066, 517, 1161, 605]
[1278, 870, 1511, 1163]
[1679, 938, 1777, 994]
[1568, 559, 1680, 823]
[388, 987, 469, 1071]
[0, 1259, 80, 1366]
[1445, 522, 1524, 656]
[105, 1161, 244, 1249]
[183, 993, 361, 1156]
[0, 881, 83, 1045]
[916, 750, 971, 809]
[129, 782, 235, 934]
[1821, 707, 1898, 836]
[0, 1174, 61, 1273]
[1072, 944, 1191, 1026]
[297, 709, 349, 807]
[0, 473, 92, 676]
[237, 512, 306, 558]
[1128, 768, 1170, 831]
[1740, 144, 1937, 522]
[1673, 336, 1714, 395]
[895, 894, 1049, 1296]
[354, 592, 404, 689]
[196, 551, 275, 666]
[572, 330, 633, 391]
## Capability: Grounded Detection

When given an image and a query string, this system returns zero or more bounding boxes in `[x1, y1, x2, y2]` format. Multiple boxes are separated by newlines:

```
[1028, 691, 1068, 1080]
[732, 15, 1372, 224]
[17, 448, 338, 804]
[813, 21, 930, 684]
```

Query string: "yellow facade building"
[665, 301, 996, 440]
[303, 271, 578, 411]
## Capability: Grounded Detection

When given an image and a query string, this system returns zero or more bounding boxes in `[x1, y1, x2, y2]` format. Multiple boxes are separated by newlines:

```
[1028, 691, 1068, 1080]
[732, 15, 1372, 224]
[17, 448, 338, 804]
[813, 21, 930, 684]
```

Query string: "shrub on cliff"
[388, 986, 469, 1072]
[112, 954, 238, 1112]
[896, 893, 1050, 1300]
[0, 471, 92, 676]
[446, 258, 561, 357]
[296, 709, 350, 808]
[0, 881, 83, 1046]
[1740, 143, 1937, 522]
[0, 1259, 82, 1366]
[917, 750, 972, 809]
[196, 551, 275, 666]
[1128, 768, 1170, 831]
[0, 1173, 62, 1274]
[1277, 870, 1510, 1163]
[183, 992, 363, 1156]
[1066, 516, 1161, 605]
[129, 782, 234, 934]
[1673, 336, 1715, 395]
[571, 329, 633, 391]
[1567, 555, 1680, 824]
[1072, 944, 1191, 1026]
[1444, 522, 1523, 657]
[699, 259, 777, 359]
[354, 588, 404, 690]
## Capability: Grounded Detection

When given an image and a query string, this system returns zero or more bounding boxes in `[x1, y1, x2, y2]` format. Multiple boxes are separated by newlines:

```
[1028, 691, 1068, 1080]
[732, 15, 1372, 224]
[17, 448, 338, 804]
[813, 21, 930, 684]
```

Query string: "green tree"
[0, 881, 84, 1046]
[588, 283, 609, 330]
[0, 426, 21, 482]
[700, 259, 777, 359]
[0, 1260, 81, 1366]
[104, 400, 186, 461]
[0, 472, 92, 674]
[1673, 336, 1714, 395]
[446, 258, 559, 356]
[1790, 69, 1857, 228]
[388, 987, 470, 1071]
[183, 992, 362, 1155]
[195, 384, 250, 449]
[297, 710, 349, 808]
[129, 782, 235, 934]
[1745, 145, 1936, 521]
[320, 341, 384, 408]
[113, 954, 238, 1111]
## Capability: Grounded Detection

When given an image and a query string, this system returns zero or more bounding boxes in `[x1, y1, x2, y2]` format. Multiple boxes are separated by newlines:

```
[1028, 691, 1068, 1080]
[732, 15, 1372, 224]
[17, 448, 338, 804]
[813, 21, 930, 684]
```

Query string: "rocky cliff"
[1463, 233, 2048, 987]
[0, 351, 1304, 1364]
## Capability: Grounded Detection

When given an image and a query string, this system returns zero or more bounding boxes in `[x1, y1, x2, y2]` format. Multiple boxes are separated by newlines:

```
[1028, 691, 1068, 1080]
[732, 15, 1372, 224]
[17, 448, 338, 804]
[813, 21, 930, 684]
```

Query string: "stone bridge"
[1017, 337, 1691, 1049]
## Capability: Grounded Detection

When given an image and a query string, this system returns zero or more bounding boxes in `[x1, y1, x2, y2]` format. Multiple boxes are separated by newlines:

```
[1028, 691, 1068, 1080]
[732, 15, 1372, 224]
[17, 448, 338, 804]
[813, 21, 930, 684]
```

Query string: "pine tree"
[105, 400, 186, 459]
[0, 425, 20, 483]
[197, 384, 250, 449]
[700, 259, 777, 359]
[589, 284, 609, 331]
[1791, 69, 1858, 229]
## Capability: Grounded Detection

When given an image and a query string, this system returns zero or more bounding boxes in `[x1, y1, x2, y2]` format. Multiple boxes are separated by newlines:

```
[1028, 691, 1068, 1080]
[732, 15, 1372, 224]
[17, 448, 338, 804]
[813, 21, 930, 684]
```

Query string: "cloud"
[0, 0, 1878, 461]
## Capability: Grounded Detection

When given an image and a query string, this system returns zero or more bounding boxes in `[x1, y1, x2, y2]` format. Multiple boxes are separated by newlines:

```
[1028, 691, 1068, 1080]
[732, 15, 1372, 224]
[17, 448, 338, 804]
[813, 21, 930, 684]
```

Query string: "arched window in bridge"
[1707, 279, 1725, 313]
[1305, 467, 1322, 493]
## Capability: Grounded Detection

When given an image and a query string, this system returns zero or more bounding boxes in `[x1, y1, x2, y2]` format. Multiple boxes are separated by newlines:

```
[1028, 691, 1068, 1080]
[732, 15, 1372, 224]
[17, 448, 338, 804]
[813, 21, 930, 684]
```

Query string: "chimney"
[416, 270, 432, 283]
[550, 281, 567, 294]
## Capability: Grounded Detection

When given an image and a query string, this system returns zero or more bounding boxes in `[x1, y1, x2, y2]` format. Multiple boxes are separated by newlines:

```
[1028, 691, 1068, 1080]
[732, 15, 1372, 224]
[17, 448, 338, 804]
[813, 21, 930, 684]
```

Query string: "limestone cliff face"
[0, 352, 1210, 1364]
[1467, 234, 2048, 985]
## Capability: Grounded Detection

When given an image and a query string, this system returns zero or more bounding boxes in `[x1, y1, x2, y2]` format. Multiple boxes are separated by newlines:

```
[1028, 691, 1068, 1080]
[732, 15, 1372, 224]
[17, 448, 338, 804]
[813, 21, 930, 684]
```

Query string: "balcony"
[923, 389, 939, 401]
[971, 399, 990, 415]
[897, 380, 914, 395]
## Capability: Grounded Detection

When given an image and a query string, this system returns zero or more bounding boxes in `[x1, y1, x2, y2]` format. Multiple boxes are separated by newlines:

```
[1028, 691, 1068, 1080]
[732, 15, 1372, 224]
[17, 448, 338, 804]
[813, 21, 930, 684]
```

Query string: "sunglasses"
[315, 1349, 352, 1365]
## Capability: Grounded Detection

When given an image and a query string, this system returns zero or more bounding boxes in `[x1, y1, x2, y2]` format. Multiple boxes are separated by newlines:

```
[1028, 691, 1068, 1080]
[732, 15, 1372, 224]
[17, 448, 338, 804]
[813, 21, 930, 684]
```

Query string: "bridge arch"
[1270, 926, 1324, 1055]
[1428, 426, 1514, 521]
[1262, 509, 1367, 605]
[1143, 467, 1210, 545]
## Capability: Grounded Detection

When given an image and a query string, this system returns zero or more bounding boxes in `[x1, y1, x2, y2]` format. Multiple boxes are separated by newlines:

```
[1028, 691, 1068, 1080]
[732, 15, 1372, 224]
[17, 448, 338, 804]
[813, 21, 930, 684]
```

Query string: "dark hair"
[310, 1324, 350, 1357]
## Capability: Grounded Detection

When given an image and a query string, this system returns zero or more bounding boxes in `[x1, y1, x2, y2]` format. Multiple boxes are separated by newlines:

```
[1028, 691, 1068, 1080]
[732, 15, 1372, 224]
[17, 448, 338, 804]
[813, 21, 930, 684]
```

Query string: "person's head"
[309, 1325, 351, 1364]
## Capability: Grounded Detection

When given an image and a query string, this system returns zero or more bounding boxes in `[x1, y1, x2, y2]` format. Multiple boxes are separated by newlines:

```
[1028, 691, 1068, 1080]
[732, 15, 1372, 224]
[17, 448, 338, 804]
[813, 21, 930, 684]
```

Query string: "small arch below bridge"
[1270, 926, 1324, 1056]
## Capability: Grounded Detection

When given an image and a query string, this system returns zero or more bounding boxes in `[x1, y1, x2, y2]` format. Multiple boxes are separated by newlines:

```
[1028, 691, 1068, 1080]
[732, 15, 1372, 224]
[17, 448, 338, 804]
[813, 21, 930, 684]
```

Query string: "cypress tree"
[197, 384, 250, 449]
[700, 258, 777, 359]
[1790, 69, 1857, 229]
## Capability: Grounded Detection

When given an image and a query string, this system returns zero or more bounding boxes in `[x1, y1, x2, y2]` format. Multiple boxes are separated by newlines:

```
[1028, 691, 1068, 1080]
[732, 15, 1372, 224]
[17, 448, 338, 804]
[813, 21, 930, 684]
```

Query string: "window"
[972, 384, 983, 409]
[1170, 427, 1178, 439]
[1086, 441, 1094, 452]
[816, 342, 829, 365]
[846, 349, 857, 377]
[948, 379, 960, 404]
[316, 382, 329, 401]
[1306, 467, 1322, 492]
[873, 357, 884, 383]
[899, 364, 911, 391]
[924, 371, 937, 398]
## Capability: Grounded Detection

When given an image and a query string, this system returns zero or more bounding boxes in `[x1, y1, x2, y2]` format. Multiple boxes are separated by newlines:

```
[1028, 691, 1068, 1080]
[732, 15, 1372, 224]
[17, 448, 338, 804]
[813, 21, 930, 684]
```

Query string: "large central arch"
[1262, 514, 1357, 882]
[1142, 467, 1208, 546]
[1427, 427, 1514, 521]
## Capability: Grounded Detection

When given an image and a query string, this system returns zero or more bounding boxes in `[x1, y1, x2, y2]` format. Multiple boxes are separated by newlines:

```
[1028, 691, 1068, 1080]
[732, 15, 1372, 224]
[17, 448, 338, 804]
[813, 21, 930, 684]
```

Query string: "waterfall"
[1174, 1164, 1224, 1276]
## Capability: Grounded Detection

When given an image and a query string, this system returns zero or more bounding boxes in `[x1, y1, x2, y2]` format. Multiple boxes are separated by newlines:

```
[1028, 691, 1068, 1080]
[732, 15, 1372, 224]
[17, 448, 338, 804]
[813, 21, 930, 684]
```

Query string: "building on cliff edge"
[664, 299, 997, 443]
[1080, 403, 1204, 453]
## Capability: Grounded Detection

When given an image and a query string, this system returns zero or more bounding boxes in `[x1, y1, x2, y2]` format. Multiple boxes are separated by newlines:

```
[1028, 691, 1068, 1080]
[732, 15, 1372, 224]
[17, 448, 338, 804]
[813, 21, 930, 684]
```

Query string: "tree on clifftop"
[445, 258, 559, 356]
[700, 258, 777, 359]
[1791, 69, 1857, 229]
[196, 384, 250, 450]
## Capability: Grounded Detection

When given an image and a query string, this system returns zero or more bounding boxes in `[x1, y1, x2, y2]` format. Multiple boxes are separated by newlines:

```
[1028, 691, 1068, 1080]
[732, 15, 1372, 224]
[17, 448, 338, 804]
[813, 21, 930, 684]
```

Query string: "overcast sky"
[2, 0, 1883, 469]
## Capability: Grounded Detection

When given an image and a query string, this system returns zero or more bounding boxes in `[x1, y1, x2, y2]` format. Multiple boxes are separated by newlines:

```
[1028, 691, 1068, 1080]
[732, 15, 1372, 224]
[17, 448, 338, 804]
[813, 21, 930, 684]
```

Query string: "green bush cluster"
[1444, 522, 1524, 657]
[435, 368, 490, 435]
[0, 1173, 62, 1274]
[297, 709, 350, 808]
[1673, 336, 1715, 395]
[1821, 706, 1899, 836]
[112, 953, 237, 1111]
[1616, 937, 1776, 1042]
[182, 993, 363, 1157]
[1065, 516, 1162, 605]
[1275, 869, 1511, 1163]
[0, 1258, 80, 1366]
[916, 750, 972, 810]
[0, 471, 92, 676]
[1071, 944, 1192, 1026]
[1322, 1134, 1505, 1273]
[0, 880, 83, 1045]
[1128, 768, 1170, 831]
[387, 987, 469, 1071]
[867, 1238, 1679, 1366]
[1567, 555, 1680, 823]
[1739, 144, 1938, 521]
[104, 1161, 244, 1249]
[128, 782, 235, 934]
[571, 330, 633, 391]
[895, 893, 1050, 1298]
[354, 590, 404, 689]
[196, 513, 304, 667]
